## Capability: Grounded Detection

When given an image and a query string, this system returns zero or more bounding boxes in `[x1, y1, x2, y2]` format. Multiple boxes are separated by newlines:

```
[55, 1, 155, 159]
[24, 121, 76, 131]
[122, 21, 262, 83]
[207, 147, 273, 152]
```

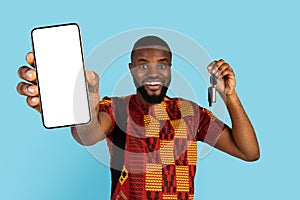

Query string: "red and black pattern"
[166, 98, 181, 120]
[128, 172, 144, 198]
[159, 120, 175, 140]
[145, 137, 161, 163]
[146, 191, 161, 200]
[162, 165, 177, 193]
[99, 95, 226, 200]
[188, 165, 196, 194]
[178, 192, 190, 200]
[174, 138, 188, 166]
[197, 108, 225, 143]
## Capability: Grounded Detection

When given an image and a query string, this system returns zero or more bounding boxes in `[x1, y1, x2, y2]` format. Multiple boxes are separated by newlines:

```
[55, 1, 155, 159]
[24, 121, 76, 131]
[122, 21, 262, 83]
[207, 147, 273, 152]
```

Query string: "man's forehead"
[133, 45, 171, 57]
[133, 45, 170, 52]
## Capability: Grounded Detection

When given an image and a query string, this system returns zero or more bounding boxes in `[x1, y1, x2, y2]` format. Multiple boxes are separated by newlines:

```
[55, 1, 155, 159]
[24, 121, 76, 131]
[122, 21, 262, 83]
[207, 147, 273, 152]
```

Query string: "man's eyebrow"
[158, 58, 168, 62]
[137, 58, 149, 62]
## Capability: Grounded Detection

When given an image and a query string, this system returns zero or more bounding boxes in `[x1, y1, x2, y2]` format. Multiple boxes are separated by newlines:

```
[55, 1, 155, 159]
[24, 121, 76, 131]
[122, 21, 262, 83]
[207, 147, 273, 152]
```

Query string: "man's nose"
[146, 65, 159, 76]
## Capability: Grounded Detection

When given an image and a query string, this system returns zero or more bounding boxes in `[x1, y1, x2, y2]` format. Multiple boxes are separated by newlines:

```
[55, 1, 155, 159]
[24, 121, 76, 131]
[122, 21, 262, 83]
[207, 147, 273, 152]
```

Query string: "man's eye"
[138, 64, 149, 69]
[157, 64, 167, 69]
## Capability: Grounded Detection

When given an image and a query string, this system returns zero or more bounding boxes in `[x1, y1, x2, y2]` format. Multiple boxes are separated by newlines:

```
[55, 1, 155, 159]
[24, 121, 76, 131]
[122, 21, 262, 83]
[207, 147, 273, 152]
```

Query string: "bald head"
[131, 36, 172, 62]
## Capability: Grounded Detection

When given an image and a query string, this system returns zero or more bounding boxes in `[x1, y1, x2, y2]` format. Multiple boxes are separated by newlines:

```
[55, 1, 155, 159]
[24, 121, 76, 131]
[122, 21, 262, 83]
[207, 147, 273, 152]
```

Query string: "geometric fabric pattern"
[99, 95, 226, 200]
[145, 164, 162, 192]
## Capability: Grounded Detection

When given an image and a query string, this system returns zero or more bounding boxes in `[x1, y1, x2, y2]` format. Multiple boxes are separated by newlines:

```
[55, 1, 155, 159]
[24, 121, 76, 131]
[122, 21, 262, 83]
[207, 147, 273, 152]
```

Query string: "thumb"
[85, 70, 99, 93]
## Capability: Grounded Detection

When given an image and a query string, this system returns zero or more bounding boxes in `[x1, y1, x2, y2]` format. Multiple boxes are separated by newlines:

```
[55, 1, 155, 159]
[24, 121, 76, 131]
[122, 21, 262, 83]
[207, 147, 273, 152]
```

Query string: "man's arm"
[207, 59, 260, 161]
[17, 52, 112, 146]
[70, 69, 112, 146]
[71, 112, 112, 146]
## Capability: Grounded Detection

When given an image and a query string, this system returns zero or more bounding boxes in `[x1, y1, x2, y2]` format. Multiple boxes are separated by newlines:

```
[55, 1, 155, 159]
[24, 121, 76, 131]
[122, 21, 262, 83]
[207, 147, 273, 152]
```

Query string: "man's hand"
[85, 69, 100, 124]
[17, 52, 40, 112]
[206, 59, 259, 161]
[17, 52, 110, 145]
[207, 59, 236, 96]
[17, 52, 100, 115]
[72, 68, 109, 145]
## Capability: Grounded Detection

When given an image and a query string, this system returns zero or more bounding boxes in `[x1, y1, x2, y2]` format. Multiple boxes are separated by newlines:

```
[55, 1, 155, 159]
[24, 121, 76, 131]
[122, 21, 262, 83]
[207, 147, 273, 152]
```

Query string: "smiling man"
[130, 38, 172, 104]
[17, 36, 260, 200]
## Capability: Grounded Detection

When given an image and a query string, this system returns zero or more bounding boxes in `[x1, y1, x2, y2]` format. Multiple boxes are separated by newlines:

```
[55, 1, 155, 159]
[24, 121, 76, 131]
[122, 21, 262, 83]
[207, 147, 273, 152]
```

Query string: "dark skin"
[129, 45, 172, 105]
[17, 47, 260, 161]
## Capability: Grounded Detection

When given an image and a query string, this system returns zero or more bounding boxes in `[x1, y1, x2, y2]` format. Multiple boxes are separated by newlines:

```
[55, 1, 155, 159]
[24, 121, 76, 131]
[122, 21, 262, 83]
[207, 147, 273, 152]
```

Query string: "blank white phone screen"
[31, 23, 90, 128]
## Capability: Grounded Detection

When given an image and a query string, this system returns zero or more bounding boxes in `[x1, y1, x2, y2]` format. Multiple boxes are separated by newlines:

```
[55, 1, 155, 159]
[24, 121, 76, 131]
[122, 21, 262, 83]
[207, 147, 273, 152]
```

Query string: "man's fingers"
[18, 66, 37, 84]
[26, 52, 35, 67]
[207, 61, 216, 72]
[17, 82, 39, 97]
[26, 96, 41, 111]
[17, 52, 41, 113]
[33, 105, 41, 113]
[208, 59, 233, 77]
[215, 59, 225, 68]
[220, 70, 235, 79]
[208, 59, 225, 74]
[215, 63, 230, 76]
[219, 63, 233, 72]
[86, 70, 99, 93]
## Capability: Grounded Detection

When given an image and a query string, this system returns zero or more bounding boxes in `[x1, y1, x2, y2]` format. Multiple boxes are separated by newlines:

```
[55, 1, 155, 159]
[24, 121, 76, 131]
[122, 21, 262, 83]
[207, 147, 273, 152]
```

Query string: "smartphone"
[31, 23, 91, 129]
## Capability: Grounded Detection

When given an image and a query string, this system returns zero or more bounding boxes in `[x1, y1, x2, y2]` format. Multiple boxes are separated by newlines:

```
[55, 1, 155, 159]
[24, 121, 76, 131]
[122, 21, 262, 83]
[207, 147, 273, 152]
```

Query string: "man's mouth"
[143, 81, 163, 91]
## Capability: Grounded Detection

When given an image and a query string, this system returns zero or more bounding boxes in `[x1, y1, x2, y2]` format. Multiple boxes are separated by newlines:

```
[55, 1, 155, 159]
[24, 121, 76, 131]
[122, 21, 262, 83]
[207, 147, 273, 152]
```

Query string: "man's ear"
[129, 63, 134, 77]
[129, 63, 133, 70]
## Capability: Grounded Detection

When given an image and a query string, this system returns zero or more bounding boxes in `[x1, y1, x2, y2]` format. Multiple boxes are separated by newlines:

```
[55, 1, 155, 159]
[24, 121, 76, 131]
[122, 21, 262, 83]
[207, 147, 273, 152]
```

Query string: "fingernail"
[90, 71, 95, 79]
[26, 71, 32, 79]
[28, 86, 35, 93]
[31, 97, 38, 103]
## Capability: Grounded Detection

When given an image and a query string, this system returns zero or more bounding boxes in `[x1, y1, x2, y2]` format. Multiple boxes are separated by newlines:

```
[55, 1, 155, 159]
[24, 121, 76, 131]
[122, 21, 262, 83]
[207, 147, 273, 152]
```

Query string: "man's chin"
[145, 89, 162, 97]
[137, 86, 168, 104]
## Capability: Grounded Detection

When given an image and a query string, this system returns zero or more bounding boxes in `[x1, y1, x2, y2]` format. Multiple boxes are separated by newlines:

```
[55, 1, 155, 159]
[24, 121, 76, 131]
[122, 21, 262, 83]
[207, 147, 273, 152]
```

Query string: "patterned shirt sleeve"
[98, 96, 116, 135]
[197, 107, 228, 144]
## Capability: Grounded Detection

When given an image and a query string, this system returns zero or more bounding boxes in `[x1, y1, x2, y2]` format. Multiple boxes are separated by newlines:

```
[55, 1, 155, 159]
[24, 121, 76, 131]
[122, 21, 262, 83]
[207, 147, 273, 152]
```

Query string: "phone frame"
[31, 23, 91, 129]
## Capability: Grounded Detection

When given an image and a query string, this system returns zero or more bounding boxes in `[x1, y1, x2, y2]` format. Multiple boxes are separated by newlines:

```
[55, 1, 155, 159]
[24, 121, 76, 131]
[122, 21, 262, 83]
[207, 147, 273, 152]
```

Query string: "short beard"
[133, 76, 170, 104]
[137, 85, 168, 104]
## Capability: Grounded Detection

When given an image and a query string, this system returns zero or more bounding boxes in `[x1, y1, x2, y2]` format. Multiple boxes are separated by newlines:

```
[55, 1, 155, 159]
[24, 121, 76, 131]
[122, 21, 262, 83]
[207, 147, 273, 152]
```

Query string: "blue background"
[1, 0, 299, 199]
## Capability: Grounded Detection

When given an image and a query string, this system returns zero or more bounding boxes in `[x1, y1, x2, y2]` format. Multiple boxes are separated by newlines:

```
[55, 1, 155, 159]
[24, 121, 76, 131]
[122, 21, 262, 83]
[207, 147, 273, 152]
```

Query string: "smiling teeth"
[145, 81, 161, 85]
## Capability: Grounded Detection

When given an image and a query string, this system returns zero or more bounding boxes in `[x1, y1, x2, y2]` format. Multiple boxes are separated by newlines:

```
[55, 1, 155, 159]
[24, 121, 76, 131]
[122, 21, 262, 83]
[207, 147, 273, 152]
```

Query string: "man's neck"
[136, 91, 163, 106]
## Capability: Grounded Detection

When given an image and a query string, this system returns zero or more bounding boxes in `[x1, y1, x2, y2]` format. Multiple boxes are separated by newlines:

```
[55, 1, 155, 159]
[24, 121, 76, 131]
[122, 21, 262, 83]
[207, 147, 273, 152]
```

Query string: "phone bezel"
[31, 23, 91, 129]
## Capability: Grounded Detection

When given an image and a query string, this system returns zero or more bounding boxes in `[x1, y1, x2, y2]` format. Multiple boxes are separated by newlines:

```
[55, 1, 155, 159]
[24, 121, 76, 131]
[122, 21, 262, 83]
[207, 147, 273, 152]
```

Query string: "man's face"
[129, 45, 172, 104]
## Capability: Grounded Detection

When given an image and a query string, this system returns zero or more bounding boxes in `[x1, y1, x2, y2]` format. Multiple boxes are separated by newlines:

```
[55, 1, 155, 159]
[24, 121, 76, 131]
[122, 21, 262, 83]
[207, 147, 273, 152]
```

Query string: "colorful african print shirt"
[99, 95, 226, 200]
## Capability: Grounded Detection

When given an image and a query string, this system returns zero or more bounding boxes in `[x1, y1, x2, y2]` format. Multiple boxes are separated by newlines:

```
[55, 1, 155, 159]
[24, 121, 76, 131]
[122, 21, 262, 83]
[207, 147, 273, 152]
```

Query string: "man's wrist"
[220, 90, 239, 106]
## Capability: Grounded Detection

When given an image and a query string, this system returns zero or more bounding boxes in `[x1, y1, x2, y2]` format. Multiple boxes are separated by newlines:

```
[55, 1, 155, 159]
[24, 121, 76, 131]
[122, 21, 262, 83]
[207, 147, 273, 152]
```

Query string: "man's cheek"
[133, 75, 142, 86]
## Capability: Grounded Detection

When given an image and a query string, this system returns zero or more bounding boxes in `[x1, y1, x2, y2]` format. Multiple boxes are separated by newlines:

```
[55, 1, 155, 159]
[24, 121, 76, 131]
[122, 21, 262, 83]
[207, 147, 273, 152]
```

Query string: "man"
[17, 36, 259, 200]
